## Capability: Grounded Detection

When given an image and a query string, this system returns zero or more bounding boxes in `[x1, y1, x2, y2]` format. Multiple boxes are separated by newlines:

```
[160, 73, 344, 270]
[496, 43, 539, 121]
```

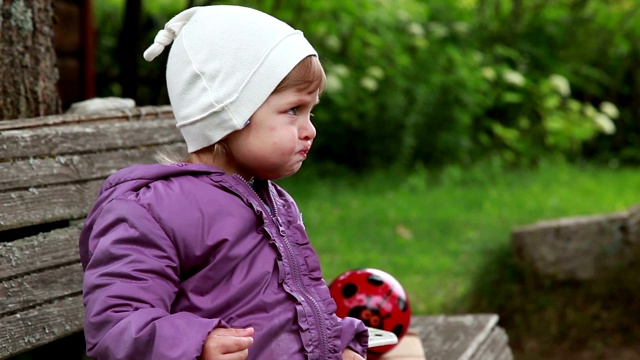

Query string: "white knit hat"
[143, 5, 318, 153]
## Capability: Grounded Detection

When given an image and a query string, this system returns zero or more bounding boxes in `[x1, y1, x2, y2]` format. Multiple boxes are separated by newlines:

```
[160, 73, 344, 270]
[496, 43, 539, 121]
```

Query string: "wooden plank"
[0, 180, 102, 231]
[0, 295, 84, 359]
[0, 105, 173, 131]
[0, 118, 182, 160]
[0, 143, 185, 191]
[411, 314, 500, 360]
[469, 327, 513, 360]
[0, 263, 83, 316]
[0, 226, 81, 279]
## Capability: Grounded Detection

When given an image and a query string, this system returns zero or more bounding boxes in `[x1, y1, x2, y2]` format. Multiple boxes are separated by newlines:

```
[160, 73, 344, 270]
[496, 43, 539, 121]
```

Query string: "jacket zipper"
[234, 175, 329, 359]
[273, 214, 329, 359]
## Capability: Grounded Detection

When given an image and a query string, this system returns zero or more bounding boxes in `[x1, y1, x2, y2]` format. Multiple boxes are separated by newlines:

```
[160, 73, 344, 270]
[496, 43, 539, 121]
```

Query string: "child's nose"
[301, 117, 316, 141]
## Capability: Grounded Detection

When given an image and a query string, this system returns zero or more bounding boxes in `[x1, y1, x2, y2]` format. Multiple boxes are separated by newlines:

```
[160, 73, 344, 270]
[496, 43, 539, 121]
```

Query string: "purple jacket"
[79, 163, 368, 360]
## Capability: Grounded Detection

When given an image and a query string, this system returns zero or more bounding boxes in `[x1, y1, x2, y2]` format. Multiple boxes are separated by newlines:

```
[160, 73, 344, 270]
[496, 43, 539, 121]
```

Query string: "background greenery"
[280, 158, 639, 313]
[90, 0, 640, 358]
[95, 0, 640, 169]
[277, 159, 640, 358]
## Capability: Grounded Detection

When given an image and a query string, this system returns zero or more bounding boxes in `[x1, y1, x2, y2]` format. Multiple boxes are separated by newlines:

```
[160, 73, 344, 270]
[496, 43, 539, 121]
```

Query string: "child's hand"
[342, 348, 365, 360]
[200, 327, 254, 360]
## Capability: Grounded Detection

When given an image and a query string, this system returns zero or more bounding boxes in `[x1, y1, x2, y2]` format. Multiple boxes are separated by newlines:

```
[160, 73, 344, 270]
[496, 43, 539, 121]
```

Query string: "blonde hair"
[157, 55, 325, 164]
[274, 55, 326, 94]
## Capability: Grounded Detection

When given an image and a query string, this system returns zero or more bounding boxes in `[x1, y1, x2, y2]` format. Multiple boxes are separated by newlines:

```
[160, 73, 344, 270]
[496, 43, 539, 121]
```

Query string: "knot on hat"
[144, 5, 318, 153]
[154, 29, 175, 47]
[143, 7, 199, 62]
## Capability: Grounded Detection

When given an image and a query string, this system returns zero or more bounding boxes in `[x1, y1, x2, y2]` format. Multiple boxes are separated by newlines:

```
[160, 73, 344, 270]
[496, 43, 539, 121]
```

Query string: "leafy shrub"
[93, 0, 639, 168]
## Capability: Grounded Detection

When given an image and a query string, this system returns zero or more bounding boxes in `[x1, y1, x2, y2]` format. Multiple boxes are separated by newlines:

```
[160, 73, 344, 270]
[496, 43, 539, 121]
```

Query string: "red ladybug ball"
[329, 268, 411, 355]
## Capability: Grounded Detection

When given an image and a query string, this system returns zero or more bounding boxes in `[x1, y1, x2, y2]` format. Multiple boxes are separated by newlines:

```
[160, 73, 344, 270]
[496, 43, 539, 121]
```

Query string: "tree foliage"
[93, 0, 640, 168]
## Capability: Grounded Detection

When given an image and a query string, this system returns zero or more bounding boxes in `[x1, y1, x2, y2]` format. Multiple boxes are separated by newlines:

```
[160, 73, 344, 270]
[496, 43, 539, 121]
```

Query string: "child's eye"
[287, 107, 298, 116]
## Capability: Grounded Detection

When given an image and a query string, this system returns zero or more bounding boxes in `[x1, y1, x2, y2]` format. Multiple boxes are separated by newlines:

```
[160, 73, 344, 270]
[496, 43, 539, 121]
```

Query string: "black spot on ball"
[367, 274, 384, 286]
[397, 296, 407, 311]
[392, 324, 404, 337]
[348, 306, 367, 323]
[342, 283, 358, 298]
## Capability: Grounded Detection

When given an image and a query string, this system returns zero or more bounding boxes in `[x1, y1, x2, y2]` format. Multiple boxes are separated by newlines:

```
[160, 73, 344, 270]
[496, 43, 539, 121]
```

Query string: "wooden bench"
[0, 107, 512, 359]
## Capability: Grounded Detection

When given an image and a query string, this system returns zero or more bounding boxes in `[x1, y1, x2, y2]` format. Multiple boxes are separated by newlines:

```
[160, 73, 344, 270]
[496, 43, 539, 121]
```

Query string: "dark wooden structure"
[0, 106, 178, 358]
[54, 0, 96, 110]
[0, 107, 512, 359]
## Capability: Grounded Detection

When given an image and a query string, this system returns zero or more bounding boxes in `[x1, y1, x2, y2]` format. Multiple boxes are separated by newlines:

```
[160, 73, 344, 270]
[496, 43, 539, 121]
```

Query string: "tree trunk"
[0, 0, 61, 120]
[118, 0, 141, 99]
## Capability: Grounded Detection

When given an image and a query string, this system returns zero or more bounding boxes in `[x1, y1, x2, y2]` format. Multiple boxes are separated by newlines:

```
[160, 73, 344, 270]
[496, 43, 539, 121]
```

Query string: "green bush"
[470, 0, 639, 164]
[93, 0, 639, 168]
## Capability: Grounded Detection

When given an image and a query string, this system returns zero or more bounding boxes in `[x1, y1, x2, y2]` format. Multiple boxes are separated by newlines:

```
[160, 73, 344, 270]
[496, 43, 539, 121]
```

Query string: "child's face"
[224, 84, 319, 180]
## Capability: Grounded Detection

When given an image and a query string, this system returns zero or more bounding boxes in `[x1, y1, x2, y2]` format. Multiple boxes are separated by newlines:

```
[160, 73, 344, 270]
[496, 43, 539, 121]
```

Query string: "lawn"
[279, 159, 640, 313]
[277, 159, 640, 357]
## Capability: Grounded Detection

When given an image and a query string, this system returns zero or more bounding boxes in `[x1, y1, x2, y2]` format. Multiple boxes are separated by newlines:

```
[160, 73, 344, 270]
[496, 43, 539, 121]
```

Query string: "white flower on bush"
[583, 103, 598, 118]
[502, 69, 526, 87]
[325, 64, 351, 94]
[331, 64, 351, 78]
[427, 22, 449, 38]
[599, 101, 620, 119]
[407, 22, 425, 37]
[397, 10, 410, 22]
[593, 113, 616, 134]
[481, 67, 496, 81]
[367, 66, 385, 80]
[360, 76, 379, 92]
[325, 73, 343, 94]
[324, 35, 342, 52]
[548, 74, 571, 97]
[452, 21, 470, 35]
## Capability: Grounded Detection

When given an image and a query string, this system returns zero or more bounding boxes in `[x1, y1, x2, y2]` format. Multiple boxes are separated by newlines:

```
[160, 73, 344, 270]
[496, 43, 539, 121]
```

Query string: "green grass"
[278, 159, 640, 356]
[279, 159, 640, 314]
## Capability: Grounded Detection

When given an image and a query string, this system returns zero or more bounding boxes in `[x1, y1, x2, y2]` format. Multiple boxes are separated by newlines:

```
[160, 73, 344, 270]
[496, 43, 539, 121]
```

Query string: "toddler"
[79, 5, 368, 360]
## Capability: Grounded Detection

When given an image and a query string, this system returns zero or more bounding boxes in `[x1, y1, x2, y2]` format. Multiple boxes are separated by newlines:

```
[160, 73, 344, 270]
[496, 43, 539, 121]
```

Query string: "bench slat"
[0, 263, 83, 317]
[412, 314, 510, 360]
[0, 119, 181, 160]
[0, 226, 81, 279]
[469, 326, 512, 360]
[0, 105, 173, 131]
[0, 295, 84, 359]
[0, 143, 184, 192]
[0, 180, 102, 231]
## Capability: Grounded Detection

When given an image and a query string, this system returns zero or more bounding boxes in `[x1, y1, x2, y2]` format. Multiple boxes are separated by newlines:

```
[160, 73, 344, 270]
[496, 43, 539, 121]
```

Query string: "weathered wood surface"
[0, 144, 184, 192]
[0, 226, 80, 279]
[412, 314, 513, 360]
[1, 262, 82, 316]
[0, 0, 61, 120]
[469, 326, 511, 360]
[0, 105, 173, 131]
[0, 119, 182, 160]
[0, 180, 102, 232]
[0, 107, 178, 358]
[0, 226, 85, 359]
[0, 295, 84, 359]
[0, 110, 184, 231]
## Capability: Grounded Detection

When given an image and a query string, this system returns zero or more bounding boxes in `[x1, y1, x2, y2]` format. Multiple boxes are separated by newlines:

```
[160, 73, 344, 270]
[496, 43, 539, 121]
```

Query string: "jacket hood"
[100, 163, 221, 196]
[79, 163, 223, 267]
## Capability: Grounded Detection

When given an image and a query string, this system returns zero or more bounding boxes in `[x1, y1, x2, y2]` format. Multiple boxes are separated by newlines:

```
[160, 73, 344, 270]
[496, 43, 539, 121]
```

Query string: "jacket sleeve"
[81, 199, 225, 360]
[339, 315, 369, 357]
